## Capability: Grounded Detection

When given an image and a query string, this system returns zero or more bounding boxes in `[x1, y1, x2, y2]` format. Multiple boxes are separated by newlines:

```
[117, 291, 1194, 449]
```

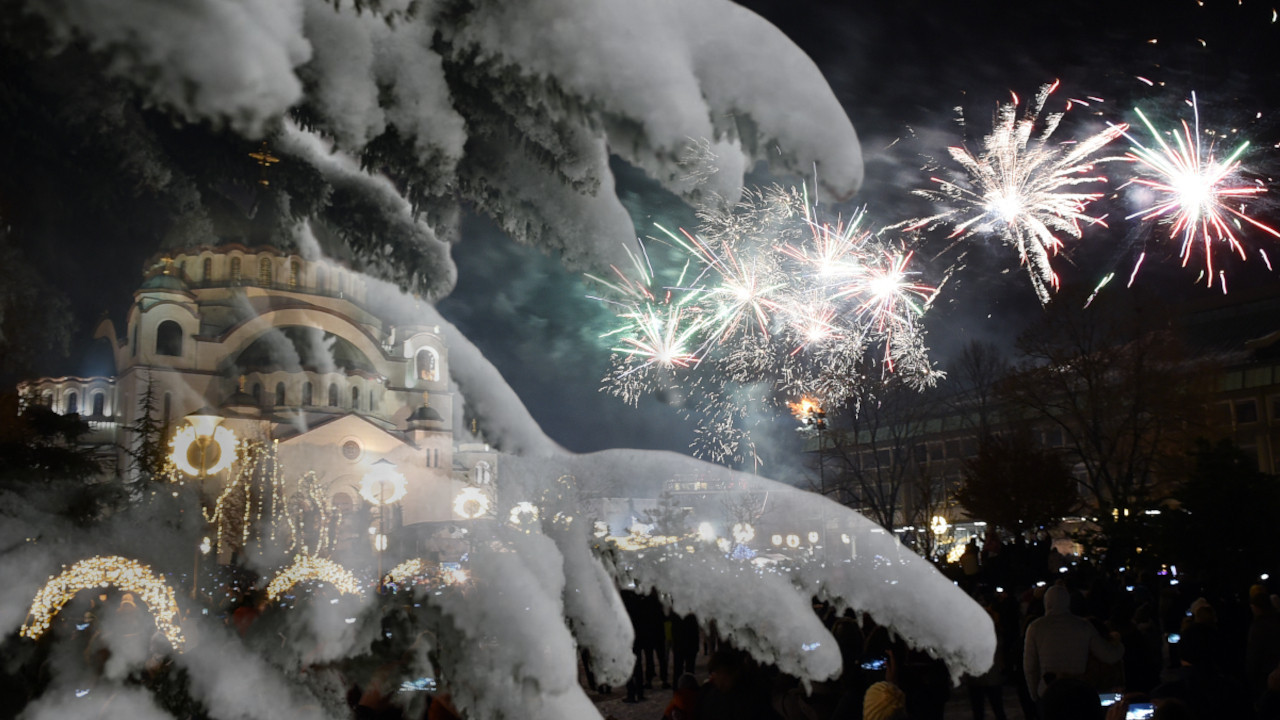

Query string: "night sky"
[8, 0, 1280, 473]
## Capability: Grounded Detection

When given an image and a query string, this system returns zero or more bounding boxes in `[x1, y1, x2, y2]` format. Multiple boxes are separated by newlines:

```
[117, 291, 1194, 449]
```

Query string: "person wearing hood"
[1024, 584, 1125, 703]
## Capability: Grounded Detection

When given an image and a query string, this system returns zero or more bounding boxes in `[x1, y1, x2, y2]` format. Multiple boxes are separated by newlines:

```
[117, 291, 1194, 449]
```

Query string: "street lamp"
[169, 409, 238, 477]
[361, 459, 405, 591]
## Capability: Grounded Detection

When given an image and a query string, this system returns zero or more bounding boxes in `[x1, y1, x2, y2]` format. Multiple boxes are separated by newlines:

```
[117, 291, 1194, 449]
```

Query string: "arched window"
[289, 260, 301, 288]
[252, 383, 262, 405]
[65, 392, 78, 415]
[275, 382, 286, 406]
[92, 392, 105, 416]
[351, 386, 360, 409]
[328, 383, 338, 407]
[163, 393, 172, 421]
[258, 257, 272, 286]
[302, 382, 313, 406]
[156, 320, 183, 357]
[230, 256, 242, 281]
[202, 257, 213, 282]
[472, 461, 492, 485]
[416, 348, 438, 383]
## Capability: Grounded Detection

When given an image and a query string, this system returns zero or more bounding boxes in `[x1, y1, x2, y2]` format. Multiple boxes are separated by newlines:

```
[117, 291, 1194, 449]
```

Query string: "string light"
[21, 556, 185, 651]
[508, 501, 540, 527]
[266, 555, 363, 601]
[386, 558, 471, 589]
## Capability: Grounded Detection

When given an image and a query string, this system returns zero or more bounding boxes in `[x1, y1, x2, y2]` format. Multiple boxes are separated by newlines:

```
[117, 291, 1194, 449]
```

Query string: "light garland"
[386, 558, 470, 589]
[204, 441, 292, 558]
[732, 523, 756, 544]
[21, 556, 185, 651]
[507, 501, 539, 527]
[453, 487, 491, 519]
[266, 554, 363, 601]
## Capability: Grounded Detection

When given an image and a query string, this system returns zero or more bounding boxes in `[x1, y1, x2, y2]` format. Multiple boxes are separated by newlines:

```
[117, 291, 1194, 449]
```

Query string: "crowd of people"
[605, 535, 1280, 720]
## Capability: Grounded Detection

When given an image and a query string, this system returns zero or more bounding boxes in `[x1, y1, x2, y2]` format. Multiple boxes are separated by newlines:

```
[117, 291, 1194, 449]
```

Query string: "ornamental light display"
[266, 554, 364, 602]
[21, 556, 185, 651]
[169, 410, 238, 477]
[453, 487, 491, 519]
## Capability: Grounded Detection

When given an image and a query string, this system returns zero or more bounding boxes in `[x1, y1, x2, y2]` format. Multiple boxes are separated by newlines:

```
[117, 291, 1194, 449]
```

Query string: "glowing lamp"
[508, 501, 540, 526]
[360, 460, 407, 506]
[454, 487, 491, 519]
[697, 522, 716, 542]
[930, 515, 950, 536]
[169, 410, 238, 477]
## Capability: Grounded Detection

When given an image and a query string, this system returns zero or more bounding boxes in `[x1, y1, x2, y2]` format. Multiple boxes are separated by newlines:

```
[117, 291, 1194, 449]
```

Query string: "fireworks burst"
[1121, 91, 1280, 290]
[908, 81, 1127, 303]
[592, 186, 940, 465]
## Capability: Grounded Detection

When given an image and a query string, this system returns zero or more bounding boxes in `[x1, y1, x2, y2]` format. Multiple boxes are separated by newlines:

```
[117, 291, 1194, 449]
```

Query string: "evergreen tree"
[127, 372, 169, 483]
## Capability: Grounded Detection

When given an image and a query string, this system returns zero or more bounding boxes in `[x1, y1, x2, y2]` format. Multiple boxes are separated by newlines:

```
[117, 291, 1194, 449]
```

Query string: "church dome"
[140, 272, 189, 292]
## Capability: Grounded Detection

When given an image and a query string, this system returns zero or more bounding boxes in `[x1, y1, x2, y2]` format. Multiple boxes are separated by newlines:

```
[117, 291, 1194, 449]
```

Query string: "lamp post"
[360, 459, 406, 592]
[169, 410, 238, 599]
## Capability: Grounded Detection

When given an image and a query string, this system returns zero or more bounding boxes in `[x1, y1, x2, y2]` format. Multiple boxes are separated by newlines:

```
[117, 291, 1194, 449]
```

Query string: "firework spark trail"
[592, 185, 940, 465]
[1121, 91, 1280, 290]
[907, 81, 1127, 303]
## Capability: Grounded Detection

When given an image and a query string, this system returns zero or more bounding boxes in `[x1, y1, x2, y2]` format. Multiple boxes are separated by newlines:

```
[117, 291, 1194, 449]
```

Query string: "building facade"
[19, 244, 497, 559]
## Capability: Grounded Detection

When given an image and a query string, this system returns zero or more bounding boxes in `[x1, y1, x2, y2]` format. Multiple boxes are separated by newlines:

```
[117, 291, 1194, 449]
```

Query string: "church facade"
[19, 244, 497, 560]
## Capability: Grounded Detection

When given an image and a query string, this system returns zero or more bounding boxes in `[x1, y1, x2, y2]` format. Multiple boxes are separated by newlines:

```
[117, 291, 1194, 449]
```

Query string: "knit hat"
[864, 680, 906, 720]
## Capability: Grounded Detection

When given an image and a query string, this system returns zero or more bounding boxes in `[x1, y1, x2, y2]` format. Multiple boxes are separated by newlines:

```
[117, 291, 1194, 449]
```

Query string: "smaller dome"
[408, 405, 443, 423]
[140, 273, 189, 292]
[224, 389, 258, 408]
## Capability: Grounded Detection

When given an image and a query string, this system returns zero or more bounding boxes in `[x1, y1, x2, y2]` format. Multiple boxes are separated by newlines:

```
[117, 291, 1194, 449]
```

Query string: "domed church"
[19, 244, 497, 559]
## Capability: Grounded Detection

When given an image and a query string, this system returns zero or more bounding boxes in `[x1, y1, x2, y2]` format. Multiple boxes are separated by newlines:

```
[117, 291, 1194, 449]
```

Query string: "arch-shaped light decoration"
[266, 554, 363, 601]
[453, 487, 491, 519]
[21, 556, 185, 651]
[786, 534, 801, 548]
[507, 501, 540, 527]
[807, 531, 820, 544]
[732, 523, 756, 544]
[387, 558, 470, 589]
[169, 423, 238, 477]
[359, 462, 407, 506]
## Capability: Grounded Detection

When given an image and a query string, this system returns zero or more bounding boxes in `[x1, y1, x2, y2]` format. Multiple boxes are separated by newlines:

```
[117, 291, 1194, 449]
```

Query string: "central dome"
[235, 326, 376, 374]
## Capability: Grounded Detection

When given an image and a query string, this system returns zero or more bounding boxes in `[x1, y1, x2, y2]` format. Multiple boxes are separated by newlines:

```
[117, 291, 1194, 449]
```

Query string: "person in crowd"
[965, 596, 1008, 720]
[961, 540, 981, 588]
[622, 590, 647, 704]
[1150, 621, 1250, 719]
[863, 680, 908, 720]
[700, 649, 768, 720]
[1037, 678, 1102, 720]
[1256, 663, 1280, 720]
[664, 672, 700, 720]
[639, 591, 670, 690]
[1248, 585, 1280, 702]
[1024, 585, 1125, 704]
[671, 612, 700, 681]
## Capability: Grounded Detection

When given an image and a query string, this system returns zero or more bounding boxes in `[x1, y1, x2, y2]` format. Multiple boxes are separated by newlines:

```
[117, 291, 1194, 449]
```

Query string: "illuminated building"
[18, 245, 496, 559]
